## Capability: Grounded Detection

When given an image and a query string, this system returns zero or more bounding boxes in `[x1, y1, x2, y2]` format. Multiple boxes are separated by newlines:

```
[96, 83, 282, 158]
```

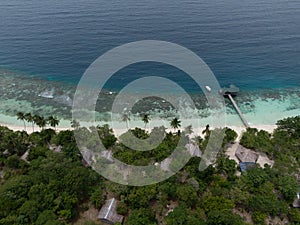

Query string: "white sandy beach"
[0, 112, 277, 138]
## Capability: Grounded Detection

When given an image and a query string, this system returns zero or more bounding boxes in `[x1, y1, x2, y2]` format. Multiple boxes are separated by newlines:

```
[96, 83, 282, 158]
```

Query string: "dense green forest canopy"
[0, 116, 300, 224]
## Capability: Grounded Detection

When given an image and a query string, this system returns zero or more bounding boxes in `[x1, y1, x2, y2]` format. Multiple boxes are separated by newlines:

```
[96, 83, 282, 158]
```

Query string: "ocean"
[0, 0, 299, 126]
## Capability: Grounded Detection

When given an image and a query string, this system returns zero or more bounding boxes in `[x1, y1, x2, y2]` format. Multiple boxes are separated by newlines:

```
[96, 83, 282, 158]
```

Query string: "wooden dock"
[227, 93, 250, 128]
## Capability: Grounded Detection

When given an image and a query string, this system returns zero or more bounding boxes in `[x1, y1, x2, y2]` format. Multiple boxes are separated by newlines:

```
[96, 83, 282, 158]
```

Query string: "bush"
[116, 201, 128, 215]
[252, 211, 267, 225]
[276, 116, 300, 139]
[125, 208, 157, 225]
[201, 196, 235, 213]
[288, 208, 300, 224]
[242, 168, 269, 191]
[6, 155, 21, 168]
[36, 210, 57, 225]
[278, 176, 298, 202]
[28, 146, 48, 161]
[90, 188, 104, 209]
[224, 127, 238, 144]
[207, 210, 243, 225]
[240, 128, 273, 155]
[166, 205, 187, 225]
[176, 184, 198, 207]
[247, 194, 285, 216]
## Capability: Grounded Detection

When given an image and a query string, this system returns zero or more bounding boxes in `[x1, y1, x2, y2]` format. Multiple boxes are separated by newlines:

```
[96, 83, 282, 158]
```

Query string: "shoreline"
[1, 68, 300, 121]
[0, 113, 277, 138]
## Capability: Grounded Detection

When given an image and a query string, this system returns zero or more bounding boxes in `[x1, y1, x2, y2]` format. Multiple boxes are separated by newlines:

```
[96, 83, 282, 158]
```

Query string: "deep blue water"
[0, 0, 299, 92]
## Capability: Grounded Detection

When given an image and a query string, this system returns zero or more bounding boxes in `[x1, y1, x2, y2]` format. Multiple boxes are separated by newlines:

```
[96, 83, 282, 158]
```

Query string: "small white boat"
[205, 85, 211, 92]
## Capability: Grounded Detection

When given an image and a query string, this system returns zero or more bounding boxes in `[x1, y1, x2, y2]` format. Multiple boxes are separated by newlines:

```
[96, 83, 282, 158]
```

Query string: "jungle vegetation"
[0, 115, 300, 224]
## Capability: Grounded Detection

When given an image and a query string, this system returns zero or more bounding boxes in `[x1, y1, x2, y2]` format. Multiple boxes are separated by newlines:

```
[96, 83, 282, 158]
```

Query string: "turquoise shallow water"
[0, 68, 299, 127]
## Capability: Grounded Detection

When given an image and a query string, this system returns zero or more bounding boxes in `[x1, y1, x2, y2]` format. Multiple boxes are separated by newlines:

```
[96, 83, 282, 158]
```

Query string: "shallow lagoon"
[0, 68, 299, 129]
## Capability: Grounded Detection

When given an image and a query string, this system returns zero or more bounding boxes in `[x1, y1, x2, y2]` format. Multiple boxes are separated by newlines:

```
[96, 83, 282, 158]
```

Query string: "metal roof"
[98, 198, 124, 224]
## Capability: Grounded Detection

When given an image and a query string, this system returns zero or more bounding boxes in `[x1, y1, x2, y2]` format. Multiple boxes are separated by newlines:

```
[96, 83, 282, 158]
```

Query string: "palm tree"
[122, 113, 130, 130]
[71, 119, 80, 129]
[170, 117, 181, 135]
[33, 115, 46, 130]
[39, 116, 47, 130]
[17, 112, 26, 131]
[142, 114, 150, 129]
[192, 135, 203, 148]
[202, 124, 210, 137]
[33, 115, 40, 130]
[47, 116, 60, 130]
[25, 113, 34, 132]
[184, 125, 193, 135]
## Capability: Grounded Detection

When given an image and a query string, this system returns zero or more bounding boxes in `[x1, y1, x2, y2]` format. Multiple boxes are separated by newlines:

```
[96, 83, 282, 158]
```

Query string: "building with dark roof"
[98, 198, 124, 224]
[235, 145, 259, 163]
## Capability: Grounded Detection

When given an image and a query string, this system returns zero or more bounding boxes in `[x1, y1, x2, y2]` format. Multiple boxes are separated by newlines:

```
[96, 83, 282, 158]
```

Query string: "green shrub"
[252, 211, 267, 225]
